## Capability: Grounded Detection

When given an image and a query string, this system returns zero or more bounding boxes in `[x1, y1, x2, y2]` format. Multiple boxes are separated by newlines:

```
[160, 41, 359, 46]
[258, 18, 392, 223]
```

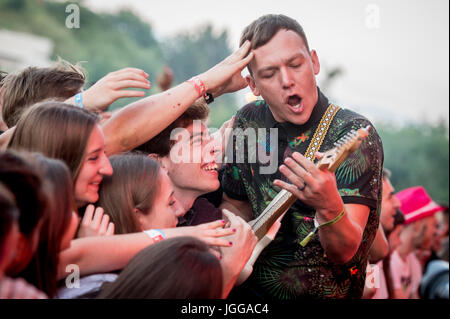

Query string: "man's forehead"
[251, 30, 309, 69]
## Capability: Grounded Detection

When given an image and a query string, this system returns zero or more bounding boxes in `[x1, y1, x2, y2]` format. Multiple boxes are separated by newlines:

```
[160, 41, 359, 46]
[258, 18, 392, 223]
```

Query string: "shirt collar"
[264, 87, 329, 138]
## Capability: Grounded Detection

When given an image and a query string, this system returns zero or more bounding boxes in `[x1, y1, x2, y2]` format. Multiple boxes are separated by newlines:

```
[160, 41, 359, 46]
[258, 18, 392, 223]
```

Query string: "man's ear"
[310, 49, 320, 75]
[148, 154, 171, 172]
[246, 75, 260, 96]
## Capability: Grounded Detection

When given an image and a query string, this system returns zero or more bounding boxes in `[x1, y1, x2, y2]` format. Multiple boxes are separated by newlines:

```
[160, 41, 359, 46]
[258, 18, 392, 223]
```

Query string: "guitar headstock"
[317, 125, 371, 172]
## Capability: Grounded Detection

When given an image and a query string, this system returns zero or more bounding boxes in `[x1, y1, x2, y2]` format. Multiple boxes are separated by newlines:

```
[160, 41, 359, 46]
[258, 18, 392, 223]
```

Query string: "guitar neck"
[250, 189, 297, 240]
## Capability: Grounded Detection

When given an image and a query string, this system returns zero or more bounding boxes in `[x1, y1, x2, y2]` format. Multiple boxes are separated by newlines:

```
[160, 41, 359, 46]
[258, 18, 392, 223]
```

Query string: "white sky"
[84, 0, 449, 125]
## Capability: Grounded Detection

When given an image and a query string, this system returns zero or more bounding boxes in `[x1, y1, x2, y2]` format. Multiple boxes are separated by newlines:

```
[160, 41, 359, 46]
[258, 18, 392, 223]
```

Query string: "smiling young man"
[221, 14, 384, 299]
[135, 100, 258, 297]
[135, 100, 223, 226]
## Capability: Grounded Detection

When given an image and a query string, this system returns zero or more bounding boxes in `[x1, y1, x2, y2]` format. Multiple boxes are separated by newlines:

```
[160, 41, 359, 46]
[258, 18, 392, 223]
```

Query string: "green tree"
[163, 25, 239, 128]
[377, 120, 449, 205]
[0, 0, 166, 110]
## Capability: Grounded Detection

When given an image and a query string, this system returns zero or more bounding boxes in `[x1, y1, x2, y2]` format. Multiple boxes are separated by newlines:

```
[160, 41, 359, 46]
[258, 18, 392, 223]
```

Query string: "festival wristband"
[187, 76, 206, 98]
[300, 209, 346, 247]
[74, 93, 84, 108]
[144, 229, 166, 243]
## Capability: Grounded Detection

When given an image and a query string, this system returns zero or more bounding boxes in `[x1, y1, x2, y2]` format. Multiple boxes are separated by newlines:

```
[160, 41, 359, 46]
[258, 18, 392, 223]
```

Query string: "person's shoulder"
[335, 107, 374, 129]
[236, 100, 267, 122]
[334, 107, 383, 148]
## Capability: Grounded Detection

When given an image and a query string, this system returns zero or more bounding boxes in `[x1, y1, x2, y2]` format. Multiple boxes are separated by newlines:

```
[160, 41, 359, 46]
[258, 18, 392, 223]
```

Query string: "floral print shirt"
[222, 89, 383, 299]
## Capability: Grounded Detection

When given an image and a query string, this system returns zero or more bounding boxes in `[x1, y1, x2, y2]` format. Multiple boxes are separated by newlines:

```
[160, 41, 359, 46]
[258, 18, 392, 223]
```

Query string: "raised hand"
[235, 213, 284, 286]
[72, 67, 151, 112]
[164, 219, 237, 247]
[77, 204, 115, 238]
[219, 209, 258, 297]
[198, 40, 254, 94]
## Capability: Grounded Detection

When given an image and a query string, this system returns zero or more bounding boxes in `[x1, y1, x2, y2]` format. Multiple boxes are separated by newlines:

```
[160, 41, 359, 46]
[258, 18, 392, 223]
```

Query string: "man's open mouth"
[287, 94, 302, 109]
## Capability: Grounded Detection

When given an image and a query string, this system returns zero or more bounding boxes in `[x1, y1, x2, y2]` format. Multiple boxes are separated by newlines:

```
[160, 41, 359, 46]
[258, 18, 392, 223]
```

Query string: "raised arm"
[65, 67, 151, 113]
[102, 41, 254, 155]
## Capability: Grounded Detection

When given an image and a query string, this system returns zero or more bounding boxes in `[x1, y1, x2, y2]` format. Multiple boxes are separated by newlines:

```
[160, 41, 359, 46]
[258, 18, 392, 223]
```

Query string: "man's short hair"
[0, 71, 7, 86]
[240, 14, 311, 74]
[1, 60, 86, 128]
[135, 99, 209, 157]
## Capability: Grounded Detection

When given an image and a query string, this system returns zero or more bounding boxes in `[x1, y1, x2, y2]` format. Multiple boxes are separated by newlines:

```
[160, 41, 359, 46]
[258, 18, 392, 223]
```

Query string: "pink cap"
[395, 186, 445, 224]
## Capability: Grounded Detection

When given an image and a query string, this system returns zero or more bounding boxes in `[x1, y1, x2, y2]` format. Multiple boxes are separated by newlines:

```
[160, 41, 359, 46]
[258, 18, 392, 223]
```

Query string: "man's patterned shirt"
[222, 89, 384, 299]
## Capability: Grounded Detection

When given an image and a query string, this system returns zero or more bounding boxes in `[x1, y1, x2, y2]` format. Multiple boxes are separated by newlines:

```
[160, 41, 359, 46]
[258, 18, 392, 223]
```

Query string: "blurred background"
[0, 0, 448, 204]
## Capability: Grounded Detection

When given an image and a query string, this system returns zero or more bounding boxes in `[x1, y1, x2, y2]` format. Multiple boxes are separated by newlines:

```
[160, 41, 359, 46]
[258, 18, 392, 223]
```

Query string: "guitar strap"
[303, 103, 341, 161]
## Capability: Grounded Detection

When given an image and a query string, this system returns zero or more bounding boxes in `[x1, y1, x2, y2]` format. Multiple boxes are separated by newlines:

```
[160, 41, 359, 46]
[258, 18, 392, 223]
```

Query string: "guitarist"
[221, 14, 384, 299]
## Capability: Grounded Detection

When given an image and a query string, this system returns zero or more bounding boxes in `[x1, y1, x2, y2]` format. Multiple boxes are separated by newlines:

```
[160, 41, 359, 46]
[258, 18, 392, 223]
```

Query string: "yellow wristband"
[300, 209, 346, 247]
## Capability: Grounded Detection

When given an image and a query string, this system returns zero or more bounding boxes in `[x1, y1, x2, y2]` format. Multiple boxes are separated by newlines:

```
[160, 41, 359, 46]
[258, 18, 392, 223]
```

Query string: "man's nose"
[280, 67, 294, 89]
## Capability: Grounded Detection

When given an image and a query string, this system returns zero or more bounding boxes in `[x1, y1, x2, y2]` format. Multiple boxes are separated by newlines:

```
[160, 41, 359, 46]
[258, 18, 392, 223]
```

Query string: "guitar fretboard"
[250, 189, 297, 240]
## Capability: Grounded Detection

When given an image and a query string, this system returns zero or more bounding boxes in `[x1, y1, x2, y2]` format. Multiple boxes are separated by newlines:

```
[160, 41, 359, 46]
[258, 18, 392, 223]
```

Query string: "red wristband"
[187, 76, 206, 98]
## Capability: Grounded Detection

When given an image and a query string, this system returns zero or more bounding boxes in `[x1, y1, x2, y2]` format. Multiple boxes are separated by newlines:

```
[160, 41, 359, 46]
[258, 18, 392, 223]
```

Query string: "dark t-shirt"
[222, 89, 383, 299]
[177, 197, 223, 227]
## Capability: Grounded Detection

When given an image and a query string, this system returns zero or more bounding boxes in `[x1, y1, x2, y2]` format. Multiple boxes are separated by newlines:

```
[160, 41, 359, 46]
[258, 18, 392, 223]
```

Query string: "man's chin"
[199, 181, 220, 195]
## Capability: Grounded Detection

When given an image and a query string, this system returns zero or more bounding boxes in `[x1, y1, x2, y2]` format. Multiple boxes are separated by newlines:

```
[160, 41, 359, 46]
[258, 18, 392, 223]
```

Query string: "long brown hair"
[20, 153, 75, 297]
[8, 101, 99, 183]
[97, 154, 161, 234]
[98, 237, 223, 299]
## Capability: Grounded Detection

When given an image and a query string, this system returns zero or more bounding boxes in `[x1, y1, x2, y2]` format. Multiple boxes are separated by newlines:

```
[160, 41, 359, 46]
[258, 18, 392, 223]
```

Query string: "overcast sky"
[84, 0, 449, 126]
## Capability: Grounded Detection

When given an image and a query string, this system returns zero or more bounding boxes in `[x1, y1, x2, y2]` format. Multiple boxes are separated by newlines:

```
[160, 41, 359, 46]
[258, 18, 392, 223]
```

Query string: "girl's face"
[74, 125, 113, 207]
[137, 169, 183, 230]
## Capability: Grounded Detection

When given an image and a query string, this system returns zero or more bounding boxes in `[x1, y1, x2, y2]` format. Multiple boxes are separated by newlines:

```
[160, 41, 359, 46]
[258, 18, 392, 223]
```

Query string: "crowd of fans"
[0, 13, 448, 300]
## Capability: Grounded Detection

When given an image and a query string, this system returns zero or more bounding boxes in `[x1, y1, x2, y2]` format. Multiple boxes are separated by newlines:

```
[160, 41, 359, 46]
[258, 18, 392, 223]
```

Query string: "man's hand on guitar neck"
[274, 151, 343, 216]
[273, 151, 370, 264]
